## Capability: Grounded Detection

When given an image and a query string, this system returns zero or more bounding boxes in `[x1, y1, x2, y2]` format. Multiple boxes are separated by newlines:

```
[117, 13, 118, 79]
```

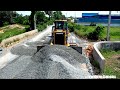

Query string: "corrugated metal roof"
[82, 13, 98, 16]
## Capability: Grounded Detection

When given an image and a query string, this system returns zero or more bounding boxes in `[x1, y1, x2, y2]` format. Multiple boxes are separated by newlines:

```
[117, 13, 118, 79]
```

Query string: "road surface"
[0, 25, 93, 79]
[0, 26, 52, 69]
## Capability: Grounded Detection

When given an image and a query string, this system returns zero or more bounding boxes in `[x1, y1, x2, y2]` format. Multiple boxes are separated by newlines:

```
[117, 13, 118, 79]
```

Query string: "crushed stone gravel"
[11, 45, 93, 79]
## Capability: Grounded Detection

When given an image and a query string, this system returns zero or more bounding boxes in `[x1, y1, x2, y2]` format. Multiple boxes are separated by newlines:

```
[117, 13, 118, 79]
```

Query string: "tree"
[29, 11, 36, 30]
[53, 11, 63, 20]
[36, 11, 47, 24]
[45, 11, 53, 20]
[0, 11, 16, 26]
[13, 13, 29, 25]
[8, 11, 15, 24]
[62, 15, 66, 20]
[69, 16, 73, 19]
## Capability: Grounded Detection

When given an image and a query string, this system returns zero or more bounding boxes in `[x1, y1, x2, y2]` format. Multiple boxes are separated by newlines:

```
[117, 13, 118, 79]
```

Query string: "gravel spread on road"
[0, 45, 93, 79]
[0, 27, 94, 79]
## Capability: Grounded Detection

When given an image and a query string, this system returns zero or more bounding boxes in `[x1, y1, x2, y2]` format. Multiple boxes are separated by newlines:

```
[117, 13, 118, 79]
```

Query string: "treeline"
[0, 11, 16, 26]
[0, 11, 66, 31]
[36, 11, 66, 31]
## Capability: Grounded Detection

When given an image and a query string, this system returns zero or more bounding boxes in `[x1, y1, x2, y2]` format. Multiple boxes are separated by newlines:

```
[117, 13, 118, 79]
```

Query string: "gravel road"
[0, 26, 52, 69]
[0, 45, 93, 79]
[68, 32, 90, 56]
[0, 26, 94, 79]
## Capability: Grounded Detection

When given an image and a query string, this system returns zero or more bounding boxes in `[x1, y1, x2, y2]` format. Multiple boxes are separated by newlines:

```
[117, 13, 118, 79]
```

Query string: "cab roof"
[55, 20, 67, 22]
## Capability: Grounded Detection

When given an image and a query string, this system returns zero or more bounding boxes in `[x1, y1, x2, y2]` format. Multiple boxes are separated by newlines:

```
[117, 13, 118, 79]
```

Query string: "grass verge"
[0, 28, 26, 42]
[100, 49, 120, 79]
[68, 22, 120, 41]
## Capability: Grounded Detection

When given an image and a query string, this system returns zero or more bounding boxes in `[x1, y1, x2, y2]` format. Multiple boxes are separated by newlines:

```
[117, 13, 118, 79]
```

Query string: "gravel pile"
[12, 45, 93, 79]
[0, 29, 94, 79]
[10, 37, 51, 56]
[10, 44, 37, 56]
[0, 55, 32, 79]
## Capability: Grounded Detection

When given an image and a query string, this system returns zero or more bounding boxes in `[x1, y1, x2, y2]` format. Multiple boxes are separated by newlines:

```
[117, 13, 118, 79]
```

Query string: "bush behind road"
[68, 22, 119, 41]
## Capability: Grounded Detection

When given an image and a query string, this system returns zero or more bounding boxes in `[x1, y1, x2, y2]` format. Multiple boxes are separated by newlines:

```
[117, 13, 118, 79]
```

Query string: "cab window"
[55, 21, 64, 29]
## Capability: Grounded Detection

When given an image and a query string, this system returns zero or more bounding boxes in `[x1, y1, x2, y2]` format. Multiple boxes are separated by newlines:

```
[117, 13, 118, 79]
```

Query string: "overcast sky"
[16, 11, 120, 17]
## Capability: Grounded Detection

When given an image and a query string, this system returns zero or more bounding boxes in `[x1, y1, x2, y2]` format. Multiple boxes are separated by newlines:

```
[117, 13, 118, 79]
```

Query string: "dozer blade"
[37, 45, 45, 52]
[69, 43, 82, 54]
[70, 46, 82, 54]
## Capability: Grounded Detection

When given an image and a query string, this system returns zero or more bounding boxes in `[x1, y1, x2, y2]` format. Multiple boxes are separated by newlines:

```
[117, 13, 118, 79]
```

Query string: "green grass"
[0, 28, 26, 42]
[104, 27, 120, 41]
[74, 25, 106, 41]
[100, 49, 120, 79]
[68, 22, 120, 41]
[0, 22, 50, 43]
[37, 23, 47, 32]
[74, 26, 96, 38]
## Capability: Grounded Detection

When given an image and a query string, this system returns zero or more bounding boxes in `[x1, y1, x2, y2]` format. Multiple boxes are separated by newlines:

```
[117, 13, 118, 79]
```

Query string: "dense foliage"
[0, 11, 16, 26]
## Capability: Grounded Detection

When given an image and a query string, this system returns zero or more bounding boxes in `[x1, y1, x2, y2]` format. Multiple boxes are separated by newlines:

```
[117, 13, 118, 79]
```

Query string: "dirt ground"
[0, 24, 25, 30]
[112, 55, 120, 60]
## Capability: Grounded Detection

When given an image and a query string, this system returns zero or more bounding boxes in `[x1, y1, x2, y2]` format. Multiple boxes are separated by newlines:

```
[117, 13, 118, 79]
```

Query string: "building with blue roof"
[76, 13, 120, 24]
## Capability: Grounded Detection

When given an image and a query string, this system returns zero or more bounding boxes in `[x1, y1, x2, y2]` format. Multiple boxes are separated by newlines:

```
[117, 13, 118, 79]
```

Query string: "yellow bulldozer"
[51, 20, 70, 46]
[50, 20, 82, 54]
[37, 20, 82, 54]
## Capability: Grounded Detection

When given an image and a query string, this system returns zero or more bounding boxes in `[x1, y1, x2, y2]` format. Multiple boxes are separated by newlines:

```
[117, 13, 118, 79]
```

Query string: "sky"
[16, 11, 120, 17]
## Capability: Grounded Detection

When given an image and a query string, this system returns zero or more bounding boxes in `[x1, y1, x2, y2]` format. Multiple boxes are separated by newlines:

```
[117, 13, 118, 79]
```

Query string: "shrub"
[68, 22, 75, 32]
[87, 26, 105, 40]
[37, 23, 47, 32]
[68, 22, 83, 32]
[25, 26, 30, 32]
[3, 22, 9, 26]
[74, 24, 82, 30]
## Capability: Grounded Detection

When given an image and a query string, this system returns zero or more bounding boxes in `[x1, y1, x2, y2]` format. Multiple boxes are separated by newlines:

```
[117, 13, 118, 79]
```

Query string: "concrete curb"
[93, 41, 120, 72]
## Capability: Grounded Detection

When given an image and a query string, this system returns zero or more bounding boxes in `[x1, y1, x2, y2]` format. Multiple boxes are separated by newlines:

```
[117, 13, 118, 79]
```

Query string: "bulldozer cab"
[52, 20, 68, 31]
[51, 20, 69, 45]
[54, 20, 68, 30]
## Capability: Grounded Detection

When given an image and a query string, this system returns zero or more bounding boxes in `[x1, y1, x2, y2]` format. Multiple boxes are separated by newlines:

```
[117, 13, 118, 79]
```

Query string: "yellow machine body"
[51, 20, 70, 46]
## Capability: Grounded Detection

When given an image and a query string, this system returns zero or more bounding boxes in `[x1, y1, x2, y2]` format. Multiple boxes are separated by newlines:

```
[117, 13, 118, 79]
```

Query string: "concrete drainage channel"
[93, 41, 120, 73]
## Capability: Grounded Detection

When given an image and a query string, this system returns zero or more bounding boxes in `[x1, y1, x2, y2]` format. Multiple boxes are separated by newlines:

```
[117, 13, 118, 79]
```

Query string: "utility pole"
[107, 11, 111, 41]
[66, 13, 67, 18]
[75, 11, 76, 19]
[74, 11, 76, 23]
